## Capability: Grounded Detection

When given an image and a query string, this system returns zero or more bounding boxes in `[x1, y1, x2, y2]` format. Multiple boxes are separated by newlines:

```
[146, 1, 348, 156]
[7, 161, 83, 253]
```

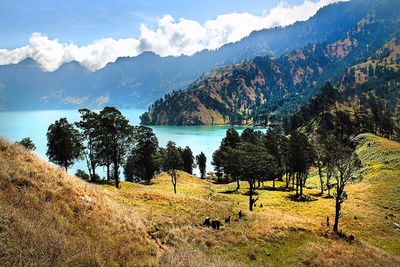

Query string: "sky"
[0, 0, 344, 71]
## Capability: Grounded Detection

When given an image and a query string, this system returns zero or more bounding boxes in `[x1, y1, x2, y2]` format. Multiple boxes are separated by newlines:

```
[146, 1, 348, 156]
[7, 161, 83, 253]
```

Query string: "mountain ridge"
[0, 0, 380, 110]
[140, 5, 400, 126]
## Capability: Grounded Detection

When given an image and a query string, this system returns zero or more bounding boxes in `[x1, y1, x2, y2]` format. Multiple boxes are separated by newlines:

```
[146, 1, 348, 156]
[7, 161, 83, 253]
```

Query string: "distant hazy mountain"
[141, 0, 400, 125]
[0, 0, 381, 111]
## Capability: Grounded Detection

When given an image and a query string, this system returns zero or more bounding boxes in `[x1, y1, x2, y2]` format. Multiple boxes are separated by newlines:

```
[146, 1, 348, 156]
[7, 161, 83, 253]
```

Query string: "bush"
[75, 169, 90, 180]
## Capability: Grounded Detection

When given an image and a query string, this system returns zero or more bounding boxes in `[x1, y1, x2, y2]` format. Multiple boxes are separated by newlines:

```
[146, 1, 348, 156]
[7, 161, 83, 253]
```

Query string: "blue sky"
[0, 0, 341, 71]
[1, 0, 307, 48]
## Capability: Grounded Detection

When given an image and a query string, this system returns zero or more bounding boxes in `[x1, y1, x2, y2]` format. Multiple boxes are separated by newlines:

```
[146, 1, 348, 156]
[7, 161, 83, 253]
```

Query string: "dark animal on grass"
[239, 210, 244, 219]
[203, 217, 211, 226]
[225, 216, 231, 223]
[211, 219, 221, 230]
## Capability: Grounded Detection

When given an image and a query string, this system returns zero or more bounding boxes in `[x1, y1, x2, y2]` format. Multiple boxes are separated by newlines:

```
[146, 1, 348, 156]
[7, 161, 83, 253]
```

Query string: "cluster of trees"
[46, 107, 207, 190]
[212, 127, 362, 233]
[46, 108, 134, 188]
[286, 79, 399, 143]
[16, 137, 36, 150]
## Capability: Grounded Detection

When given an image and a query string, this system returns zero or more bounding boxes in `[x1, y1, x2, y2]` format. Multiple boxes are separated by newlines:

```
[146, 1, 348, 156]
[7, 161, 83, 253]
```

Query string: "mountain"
[285, 37, 400, 138]
[141, 1, 400, 126]
[0, 0, 383, 111]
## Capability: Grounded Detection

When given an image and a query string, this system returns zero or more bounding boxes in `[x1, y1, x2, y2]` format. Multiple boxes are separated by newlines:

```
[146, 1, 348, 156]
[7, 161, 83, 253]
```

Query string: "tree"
[46, 118, 83, 172]
[222, 128, 241, 147]
[75, 169, 90, 180]
[196, 152, 207, 179]
[311, 135, 327, 195]
[354, 106, 374, 134]
[381, 112, 395, 138]
[16, 137, 36, 150]
[213, 128, 242, 188]
[288, 131, 315, 198]
[332, 145, 362, 233]
[324, 135, 341, 196]
[98, 107, 134, 188]
[160, 141, 183, 194]
[181, 146, 195, 174]
[263, 129, 284, 189]
[76, 109, 101, 182]
[124, 126, 159, 182]
[211, 148, 224, 182]
[335, 110, 353, 143]
[233, 141, 273, 211]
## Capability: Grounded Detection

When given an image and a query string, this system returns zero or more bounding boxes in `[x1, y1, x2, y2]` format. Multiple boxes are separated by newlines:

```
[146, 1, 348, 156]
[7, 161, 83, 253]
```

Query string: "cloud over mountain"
[0, 0, 343, 71]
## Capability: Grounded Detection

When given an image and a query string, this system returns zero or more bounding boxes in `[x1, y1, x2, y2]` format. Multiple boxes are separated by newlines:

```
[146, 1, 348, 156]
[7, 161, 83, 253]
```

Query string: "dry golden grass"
[1, 133, 399, 266]
[0, 139, 158, 266]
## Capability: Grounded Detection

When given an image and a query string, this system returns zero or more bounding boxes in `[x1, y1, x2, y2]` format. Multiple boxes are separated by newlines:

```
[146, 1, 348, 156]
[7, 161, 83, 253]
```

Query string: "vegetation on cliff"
[141, 3, 400, 126]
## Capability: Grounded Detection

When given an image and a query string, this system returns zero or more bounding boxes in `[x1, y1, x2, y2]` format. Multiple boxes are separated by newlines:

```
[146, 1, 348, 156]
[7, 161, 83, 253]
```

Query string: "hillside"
[286, 37, 400, 136]
[1, 134, 400, 266]
[0, 139, 159, 265]
[141, 1, 400, 126]
[0, 0, 389, 111]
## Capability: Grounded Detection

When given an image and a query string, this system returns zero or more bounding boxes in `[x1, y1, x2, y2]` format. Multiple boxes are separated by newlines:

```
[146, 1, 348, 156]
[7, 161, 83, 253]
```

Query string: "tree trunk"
[273, 178, 275, 190]
[285, 172, 289, 189]
[91, 165, 96, 183]
[333, 191, 341, 233]
[114, 162, 119, 189]
[292, 173, 295, 190]
[299, 173, 303, 197]
[172, 171, 177, 194]
[236, 177, 240, 190]
[106, 164, 110, 181]
[327, 173, 331, 196]
[84, 153, 92, 180]
[249, 179, 256, 211]
[318, 165, 324, 195]
[295, 173, 299, 197]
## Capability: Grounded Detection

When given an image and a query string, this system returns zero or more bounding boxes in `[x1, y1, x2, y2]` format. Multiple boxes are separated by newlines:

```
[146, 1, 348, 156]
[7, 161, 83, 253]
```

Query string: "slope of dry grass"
[0, 139, 158, 266]
[0, 133, 399, 266]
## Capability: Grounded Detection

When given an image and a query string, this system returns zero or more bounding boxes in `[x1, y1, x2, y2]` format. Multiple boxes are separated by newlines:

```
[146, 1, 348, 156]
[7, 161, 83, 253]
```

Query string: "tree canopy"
[46, 118, 83, 172]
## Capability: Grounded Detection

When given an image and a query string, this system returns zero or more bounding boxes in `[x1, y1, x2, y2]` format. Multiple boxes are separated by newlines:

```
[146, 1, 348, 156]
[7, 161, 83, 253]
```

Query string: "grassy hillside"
[0, 134, 399, 266]
[0, 139, 158, 266]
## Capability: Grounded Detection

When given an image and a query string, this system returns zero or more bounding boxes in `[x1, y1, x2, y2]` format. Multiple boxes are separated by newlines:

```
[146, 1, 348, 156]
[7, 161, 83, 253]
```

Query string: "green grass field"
[0, 133, 399, 266]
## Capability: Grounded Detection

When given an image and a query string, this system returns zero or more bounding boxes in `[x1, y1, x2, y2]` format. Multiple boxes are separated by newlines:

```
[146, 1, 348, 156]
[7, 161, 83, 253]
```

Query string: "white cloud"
[95, 94, 111, 106]
[0, 33, 139, 71]
[40, 90, 90, 106]
[0, 0, 344, 72]
[63, 96, 89, 105]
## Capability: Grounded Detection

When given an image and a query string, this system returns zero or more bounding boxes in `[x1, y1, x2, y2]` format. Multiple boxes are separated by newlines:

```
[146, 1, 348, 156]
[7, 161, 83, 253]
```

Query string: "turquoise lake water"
[0, 109, 266, 178]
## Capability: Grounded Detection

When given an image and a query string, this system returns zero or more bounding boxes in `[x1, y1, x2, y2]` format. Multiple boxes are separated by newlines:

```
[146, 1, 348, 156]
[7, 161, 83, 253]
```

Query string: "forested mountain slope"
[0, 0, 389, 110]
[286, 37, 400, 139]
[141, 1, 400, 126]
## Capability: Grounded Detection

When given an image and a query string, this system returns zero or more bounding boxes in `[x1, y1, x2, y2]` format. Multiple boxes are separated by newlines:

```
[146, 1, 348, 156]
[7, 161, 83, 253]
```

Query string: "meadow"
[0, 133, 399, 266]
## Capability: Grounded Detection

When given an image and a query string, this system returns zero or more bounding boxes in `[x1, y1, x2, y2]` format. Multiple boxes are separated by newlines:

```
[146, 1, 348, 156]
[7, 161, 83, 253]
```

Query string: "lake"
[0, 109, 266, 178]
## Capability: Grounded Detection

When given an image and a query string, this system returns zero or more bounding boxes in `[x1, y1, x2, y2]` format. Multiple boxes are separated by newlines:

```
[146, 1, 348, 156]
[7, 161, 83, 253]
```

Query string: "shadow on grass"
[309, 192, 323, 197]
[257, 185, 292, 192]
[287, 194, 318, 202]
[139, 181, 156, 186]
[95, 180, 114, 186]
[220, 188, 240, 194]
[242, 190, 260, 196]
[211, 180, 233, 185]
